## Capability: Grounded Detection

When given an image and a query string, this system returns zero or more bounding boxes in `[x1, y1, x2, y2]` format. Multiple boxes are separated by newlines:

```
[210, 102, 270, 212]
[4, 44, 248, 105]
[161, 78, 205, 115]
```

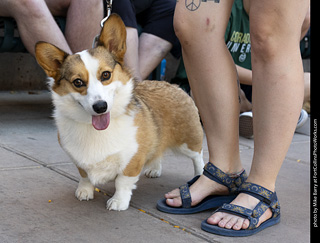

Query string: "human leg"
[303, 72, 310, 105]
[46, 0, 103, 53]
[239, 89, 252, 113]
[176, 0, 241, 172]
[137, 0, 177, 80]
[207, 0, 309, 232]
[124, 27, 142, 80]
[164, 0, 244, 208]
[138, 33, 172, 80]
[248, 0, 308, 190]
[0, 0, 71, 55]
[111, 0, 142, 80]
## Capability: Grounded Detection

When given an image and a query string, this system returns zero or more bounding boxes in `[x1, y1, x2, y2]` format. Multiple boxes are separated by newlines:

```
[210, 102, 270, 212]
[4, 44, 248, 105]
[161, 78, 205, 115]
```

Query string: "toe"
[242, 219, 250, 229]
[207, 212, 224, 225]
[233, 217, 245, 230]
[218, 214, 234, 228]
[165, 188, 180, 199]
[166, 197, 182, 207]
[225, 216, 238, 229]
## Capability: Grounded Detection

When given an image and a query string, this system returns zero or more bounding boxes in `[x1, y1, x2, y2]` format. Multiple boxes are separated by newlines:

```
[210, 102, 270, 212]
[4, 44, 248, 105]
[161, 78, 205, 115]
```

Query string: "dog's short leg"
[178, 144, 205, 176]
[144, 157, 162, 178]
[106, 174, 139, 211]
[75, 167, 94, 201]
[192, 149, 205, 176]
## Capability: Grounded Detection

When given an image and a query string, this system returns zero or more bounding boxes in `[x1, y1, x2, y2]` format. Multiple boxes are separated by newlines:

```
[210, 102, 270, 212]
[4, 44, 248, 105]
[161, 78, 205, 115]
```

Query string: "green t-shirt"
[225, 0, 251, 70]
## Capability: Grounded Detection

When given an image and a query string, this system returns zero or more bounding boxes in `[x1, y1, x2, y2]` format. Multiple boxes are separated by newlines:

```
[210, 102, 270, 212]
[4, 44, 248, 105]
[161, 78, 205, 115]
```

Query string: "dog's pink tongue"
[92, 113, 110, 130]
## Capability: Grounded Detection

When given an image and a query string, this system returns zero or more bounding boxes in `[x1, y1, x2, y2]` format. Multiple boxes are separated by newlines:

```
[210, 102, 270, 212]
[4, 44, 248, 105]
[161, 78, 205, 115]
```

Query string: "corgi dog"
[35, 14, 204, 211]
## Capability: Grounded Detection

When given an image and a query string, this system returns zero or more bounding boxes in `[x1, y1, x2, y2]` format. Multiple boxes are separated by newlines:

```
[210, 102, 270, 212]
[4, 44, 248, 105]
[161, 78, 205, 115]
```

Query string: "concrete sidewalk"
[0, 91, 310, 243]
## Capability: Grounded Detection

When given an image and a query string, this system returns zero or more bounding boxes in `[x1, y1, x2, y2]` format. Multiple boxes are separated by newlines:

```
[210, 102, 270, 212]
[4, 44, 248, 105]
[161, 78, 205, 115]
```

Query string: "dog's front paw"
[75, 178, 94, 201]
[106, 197, 130, 211]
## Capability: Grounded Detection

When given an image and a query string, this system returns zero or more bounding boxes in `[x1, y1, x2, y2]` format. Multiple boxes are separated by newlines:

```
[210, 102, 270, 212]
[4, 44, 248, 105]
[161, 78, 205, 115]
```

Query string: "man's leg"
[0, 0, 71, 55]
[64, 0, 103, 52]
[122, 30, 173, 81]
[138, 33, 172, 80]
[46, 0, 103, 53]
[123, 27, 142, 81]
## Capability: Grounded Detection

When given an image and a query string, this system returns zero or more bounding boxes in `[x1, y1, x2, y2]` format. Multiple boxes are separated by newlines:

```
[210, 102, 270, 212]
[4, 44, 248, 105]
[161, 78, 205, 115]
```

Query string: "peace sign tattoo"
[185, 0, 220, 11]
[185, 0, 201, 11]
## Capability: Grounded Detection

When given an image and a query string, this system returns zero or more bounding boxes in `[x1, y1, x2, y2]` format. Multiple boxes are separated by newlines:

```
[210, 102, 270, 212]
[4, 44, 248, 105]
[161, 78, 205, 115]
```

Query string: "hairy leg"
[123, 31, 172, 81]
[138, 33, 172, 80]
[46, 0, 103, 53]
[123, 27, 142, 80]
[0, 0, 71, 55]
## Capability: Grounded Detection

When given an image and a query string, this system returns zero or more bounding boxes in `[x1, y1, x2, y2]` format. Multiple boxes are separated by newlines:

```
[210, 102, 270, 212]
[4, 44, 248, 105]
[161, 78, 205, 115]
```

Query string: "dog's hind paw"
[144, 168, 161, 178]
[144, 161, 162, 178]
[106, 197, 129, 211]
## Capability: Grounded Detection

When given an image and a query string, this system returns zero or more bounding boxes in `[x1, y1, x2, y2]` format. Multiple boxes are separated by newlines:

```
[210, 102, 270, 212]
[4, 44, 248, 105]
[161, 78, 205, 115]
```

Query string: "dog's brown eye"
[101, 71, 111, 81]
[73, 79, 85, 88]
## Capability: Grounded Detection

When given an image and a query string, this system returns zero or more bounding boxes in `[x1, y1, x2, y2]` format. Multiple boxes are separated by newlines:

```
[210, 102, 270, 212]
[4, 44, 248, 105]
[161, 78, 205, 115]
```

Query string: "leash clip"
[100, 0, 113, 27]
[92, 0, 113, 48]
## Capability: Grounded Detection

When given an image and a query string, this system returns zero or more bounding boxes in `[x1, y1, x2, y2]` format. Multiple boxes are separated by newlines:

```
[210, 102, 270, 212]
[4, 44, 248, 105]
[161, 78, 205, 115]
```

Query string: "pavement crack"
[0, 143, 79, 183]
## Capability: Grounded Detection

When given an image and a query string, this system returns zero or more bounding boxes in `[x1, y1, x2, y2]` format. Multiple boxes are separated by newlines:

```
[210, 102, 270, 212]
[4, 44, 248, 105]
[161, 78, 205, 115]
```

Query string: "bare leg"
[138, 33, 172, 80]
[207, 0, 309, 230]
[165, 0, 244, 208]
[0, 0, 71, 55]
[123, 30, 172, 81]
[239, 89, 252, 113]
[176, 0, 241, 172]
[124, 27, 142, 80]
[46, 0, 103, 53]
[63, 0, 103, 53]
[303, 72, 310, 104]
[0, 0, 102, 55]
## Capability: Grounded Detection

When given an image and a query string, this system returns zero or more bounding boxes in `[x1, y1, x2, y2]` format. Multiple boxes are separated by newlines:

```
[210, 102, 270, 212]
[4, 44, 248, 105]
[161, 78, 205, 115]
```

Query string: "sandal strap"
[238, 182, 275, 205]
[216, 203, 261, 229]
[218, 203, 253, 218]
[203, 162, 247, 193]
[178, 162, 248, 209]
[179, 175, 200, 208]
[215, 182, 281, 230]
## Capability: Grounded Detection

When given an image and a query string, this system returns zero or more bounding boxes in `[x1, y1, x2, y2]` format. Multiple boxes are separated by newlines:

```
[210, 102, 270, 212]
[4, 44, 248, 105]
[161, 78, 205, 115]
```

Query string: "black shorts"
[112, 0, 181, 58]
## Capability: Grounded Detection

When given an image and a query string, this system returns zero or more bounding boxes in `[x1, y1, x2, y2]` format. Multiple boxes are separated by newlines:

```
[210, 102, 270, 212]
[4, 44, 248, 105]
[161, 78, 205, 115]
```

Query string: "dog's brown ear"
[35, 42, 69, 79]
[98, 14, 127, 65]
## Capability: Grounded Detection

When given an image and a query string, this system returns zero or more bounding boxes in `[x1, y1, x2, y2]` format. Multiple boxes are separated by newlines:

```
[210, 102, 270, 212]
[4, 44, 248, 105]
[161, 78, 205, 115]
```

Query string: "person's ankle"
[245, 177, 276, 192]
[207, 159, 243, 175]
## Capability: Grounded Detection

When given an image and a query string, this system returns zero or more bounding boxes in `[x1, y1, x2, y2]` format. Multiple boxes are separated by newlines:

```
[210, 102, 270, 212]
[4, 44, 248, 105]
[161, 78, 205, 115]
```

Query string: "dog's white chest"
[85, 153, 122, 185]
[57, 114, 139, 184]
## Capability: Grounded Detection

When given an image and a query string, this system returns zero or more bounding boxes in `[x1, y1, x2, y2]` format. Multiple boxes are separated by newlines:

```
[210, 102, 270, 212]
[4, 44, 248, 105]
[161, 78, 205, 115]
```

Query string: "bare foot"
[164, 174, 230, 207]
[206, 193, 273, 230]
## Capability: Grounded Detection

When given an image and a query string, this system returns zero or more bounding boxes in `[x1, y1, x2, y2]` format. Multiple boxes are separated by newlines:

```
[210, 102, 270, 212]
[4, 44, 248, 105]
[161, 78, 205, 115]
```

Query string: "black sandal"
[201, 182, 281, 236]
[156, 162, 247, 214]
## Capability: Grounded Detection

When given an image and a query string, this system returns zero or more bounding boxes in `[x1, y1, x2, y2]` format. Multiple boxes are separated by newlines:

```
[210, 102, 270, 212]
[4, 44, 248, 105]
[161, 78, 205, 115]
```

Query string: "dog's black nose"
[93, 100, 108, 114]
